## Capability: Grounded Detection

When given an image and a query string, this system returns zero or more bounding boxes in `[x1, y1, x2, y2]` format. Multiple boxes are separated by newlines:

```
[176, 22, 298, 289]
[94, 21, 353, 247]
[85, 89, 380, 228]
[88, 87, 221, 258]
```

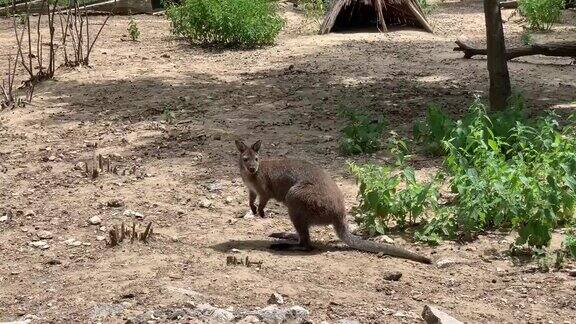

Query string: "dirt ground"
[1, 0, 576, 323]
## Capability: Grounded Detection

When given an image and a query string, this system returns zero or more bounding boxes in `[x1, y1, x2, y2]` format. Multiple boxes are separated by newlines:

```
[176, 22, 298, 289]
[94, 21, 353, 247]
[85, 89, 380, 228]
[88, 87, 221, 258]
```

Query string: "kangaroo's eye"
[255, 157, 259, 161]
[243, 157, 248, 162]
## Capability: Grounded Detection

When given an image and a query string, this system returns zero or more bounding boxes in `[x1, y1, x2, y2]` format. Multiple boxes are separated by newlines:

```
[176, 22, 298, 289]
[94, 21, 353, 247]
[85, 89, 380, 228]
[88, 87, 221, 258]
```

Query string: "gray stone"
[382, 271, 402, 281]
[255, 305, 285, 322]
[374, 235, 395, 244]
[211, 308, 234, 321]
[285, 306, 309, 321]
[37, 230, 53, 240]
[422, 305, 463, 324]
[0, 215, 8, 222]
[89, 216, 102, 225]
[123, 210, 144, 219]
[267, 292, 285, 305]
[436, 258, 468, 268]
[29, 241, 49, 249]
[238, 315, 261, 323]
[199, 199, 213, 208]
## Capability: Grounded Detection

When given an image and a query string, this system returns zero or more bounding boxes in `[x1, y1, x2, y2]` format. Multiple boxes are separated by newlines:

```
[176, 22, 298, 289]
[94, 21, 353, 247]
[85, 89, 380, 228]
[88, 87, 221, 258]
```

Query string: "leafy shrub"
[299, 0, 326, 20]
[128, 17, 140, 41]
[413, 104, 455, 156]
[521, 30, 534, 45]
[414, 96, 526, 157]
[417, 0, 435, 14]
[565, 232, 576, 258]
[352, 97, 576, 249]
[518, 0, 565, 31]
[165, 0, 284, 47]
[349, 135, 440, 234]
[339, 110, 386, 155]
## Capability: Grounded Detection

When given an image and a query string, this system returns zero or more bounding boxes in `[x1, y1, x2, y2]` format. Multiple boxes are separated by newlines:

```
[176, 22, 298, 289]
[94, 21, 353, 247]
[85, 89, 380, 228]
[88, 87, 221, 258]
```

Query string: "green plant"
[355, 96, 576, 250]
[128, 17, 140, 41]
[299, 0, 326, 20]
[413, 104, 455, 155]
[565, 233, 576, 258]
[417, 0, 435, 14]
[339, 110, 386, 155]
[414, 96, 527, 157]
[521, 30, 534, 45]
[165, 0, 284, 47]
[163, 105, 175, 124]
[518, 0, 565, 31]
[349, 137, 439, 234]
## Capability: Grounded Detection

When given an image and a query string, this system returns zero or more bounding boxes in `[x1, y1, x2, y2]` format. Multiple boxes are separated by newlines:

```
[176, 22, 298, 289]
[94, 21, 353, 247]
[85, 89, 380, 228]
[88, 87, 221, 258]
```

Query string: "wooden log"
[454, 40, 576, 60]
[499, 0, 518, 9]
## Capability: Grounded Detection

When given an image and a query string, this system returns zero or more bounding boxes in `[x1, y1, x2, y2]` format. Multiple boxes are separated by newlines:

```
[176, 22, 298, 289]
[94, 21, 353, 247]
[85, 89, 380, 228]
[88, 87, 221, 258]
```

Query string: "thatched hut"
[320, 0, 433, 34]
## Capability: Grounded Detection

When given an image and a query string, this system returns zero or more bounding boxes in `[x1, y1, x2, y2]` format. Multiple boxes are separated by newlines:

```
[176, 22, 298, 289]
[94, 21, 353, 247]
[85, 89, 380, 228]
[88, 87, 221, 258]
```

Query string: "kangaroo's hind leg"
[269, 185, 314, 251]
[269, 211, 313, 251]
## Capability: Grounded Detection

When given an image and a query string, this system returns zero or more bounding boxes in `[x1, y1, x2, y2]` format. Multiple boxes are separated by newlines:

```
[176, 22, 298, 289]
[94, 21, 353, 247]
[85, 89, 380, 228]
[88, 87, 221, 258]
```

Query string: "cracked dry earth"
[1, 0, 576, 323]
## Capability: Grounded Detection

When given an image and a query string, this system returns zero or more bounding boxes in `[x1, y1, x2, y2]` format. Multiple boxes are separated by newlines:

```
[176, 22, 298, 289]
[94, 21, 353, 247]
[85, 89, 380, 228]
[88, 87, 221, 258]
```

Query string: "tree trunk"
[454, 40, 576, 60]
[484, 0, 511, 111]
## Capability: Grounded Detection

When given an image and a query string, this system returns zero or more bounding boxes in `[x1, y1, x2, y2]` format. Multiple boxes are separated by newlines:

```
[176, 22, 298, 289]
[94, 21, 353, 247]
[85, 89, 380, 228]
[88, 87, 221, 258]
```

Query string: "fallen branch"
[499, 0, 518, 9]
[454, 39, 576, 60]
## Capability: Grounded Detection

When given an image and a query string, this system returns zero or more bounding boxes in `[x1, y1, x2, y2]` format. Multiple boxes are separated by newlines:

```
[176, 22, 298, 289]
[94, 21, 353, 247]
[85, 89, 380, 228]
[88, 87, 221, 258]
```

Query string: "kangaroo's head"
[235, 139, 262, 175]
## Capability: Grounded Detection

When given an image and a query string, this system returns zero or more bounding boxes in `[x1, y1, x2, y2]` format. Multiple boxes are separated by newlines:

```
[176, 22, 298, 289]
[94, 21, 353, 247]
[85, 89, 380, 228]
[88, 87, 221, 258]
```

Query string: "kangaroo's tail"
[334, 221, 432, 264]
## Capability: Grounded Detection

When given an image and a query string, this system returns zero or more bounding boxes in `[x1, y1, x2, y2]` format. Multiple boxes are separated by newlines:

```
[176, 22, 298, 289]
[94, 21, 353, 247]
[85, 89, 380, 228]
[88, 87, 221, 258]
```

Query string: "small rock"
[199, 199, 212, 208]
[64, 239, 82, 246]
[161, 53, 170, 58]
[286, 306, 309, 321]
[231, 248, 241, 253]
[37, 230, 54, 240]
[436, 258, 467, 268]
[393, 311, 418, 319]
[212, 308, 234, 321]
[206, 182, 222, 193]
[107, 199, 124, 208]
[268, 293, 285, 305]
[123, 209, 144, 219]
[422, 305, 463, 324]
[74, 162, 86, 170]
[374, 235, 395, 244]
[48, 155, 56, 161]
[238, 315, 261, 323]
[29, 241, 49, 249]
[243, 210, 255, 219]
[224, 196, 235, 204]
[0, 215, 8, 222]
[99, 226, 107, 232]
[96, 235, 106, 241]
[337, 320, 360, 324]
[382, 271, 402, 281]
[89, 216, 102, 225]
[256, 305, 285, 322]
[567, 270, 576, 277]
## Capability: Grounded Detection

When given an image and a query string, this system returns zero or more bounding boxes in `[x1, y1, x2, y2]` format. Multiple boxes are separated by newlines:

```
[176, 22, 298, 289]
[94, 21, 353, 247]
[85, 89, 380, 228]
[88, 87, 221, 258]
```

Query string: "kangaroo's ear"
[235, 140, 248, 153]
[251, 140, 262, 152]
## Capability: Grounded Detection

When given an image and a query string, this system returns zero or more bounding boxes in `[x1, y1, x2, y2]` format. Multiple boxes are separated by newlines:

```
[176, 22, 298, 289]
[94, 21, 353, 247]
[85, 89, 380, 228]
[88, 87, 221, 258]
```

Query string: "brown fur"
[235, 140, 432, 264]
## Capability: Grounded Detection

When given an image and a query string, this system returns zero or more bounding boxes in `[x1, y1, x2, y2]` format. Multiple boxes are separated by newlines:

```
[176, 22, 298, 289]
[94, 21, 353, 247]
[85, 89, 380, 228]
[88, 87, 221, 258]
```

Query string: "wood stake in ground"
[483, 0, 511, 110]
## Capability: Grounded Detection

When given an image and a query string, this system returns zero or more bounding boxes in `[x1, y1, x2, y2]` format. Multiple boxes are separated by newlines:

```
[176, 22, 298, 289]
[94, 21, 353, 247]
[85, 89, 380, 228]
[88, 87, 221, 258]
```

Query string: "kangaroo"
[235, 139, 432, 264]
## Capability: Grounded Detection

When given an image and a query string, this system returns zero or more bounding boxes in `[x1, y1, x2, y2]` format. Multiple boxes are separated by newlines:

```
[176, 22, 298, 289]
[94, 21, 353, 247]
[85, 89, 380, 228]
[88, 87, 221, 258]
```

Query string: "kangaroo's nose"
[248, 167, 256, 173]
